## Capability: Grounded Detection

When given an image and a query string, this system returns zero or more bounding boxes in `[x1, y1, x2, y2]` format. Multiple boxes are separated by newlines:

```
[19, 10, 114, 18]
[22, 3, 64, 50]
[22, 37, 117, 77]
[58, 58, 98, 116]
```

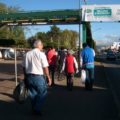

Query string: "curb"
[101, 62, 120, 119]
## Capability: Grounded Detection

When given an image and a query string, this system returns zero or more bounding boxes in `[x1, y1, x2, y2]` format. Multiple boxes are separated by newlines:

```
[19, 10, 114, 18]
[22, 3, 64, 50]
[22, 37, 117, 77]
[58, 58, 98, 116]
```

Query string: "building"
[111, 42, 120, 51]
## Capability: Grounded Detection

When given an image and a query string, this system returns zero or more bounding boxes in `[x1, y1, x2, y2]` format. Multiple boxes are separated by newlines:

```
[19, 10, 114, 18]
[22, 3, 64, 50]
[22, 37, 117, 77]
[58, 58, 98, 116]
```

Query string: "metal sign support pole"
[14, 48, 18, 86]
[78, 0, 81, 69]
[82, 23, 87, 43]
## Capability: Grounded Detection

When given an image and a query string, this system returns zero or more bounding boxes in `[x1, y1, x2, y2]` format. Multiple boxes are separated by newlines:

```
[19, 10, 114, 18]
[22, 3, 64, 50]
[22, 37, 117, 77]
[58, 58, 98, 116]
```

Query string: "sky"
[0, 0, 120, 46]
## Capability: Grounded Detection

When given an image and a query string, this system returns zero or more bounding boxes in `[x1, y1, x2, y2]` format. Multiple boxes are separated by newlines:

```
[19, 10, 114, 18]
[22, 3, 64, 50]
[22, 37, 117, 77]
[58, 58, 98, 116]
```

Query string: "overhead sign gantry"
[82, 4, 120, 22]
[0, 9, 81, 26]
[81, 4, 120, 44]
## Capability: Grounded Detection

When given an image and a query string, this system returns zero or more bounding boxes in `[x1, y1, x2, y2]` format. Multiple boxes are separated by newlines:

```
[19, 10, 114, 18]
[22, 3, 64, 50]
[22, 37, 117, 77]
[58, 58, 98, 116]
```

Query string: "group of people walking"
[22, 39, 95, 115]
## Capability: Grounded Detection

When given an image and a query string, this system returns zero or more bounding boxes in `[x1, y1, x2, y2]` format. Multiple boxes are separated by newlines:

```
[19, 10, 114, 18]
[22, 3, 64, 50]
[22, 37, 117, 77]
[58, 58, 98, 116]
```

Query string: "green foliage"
[0, 3, 26, 47]
[27, 36, 36, 48]
[47, 25, 61, 47]
[0, 3, 7, 13]
[0, 3, 20, 13]
[27, 25, 78, 49]
[11, 26, 26, 46]
[0, 39, 15, 46]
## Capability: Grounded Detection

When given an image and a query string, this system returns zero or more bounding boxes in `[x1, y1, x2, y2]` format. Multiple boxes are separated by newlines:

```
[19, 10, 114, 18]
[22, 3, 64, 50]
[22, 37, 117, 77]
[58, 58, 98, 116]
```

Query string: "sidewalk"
[0, 61, 119, 120]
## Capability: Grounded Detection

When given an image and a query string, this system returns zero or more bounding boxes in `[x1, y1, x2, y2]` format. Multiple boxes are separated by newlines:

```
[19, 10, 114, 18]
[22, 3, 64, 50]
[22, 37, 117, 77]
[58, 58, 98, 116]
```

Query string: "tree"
[36, 32, 47, 45]
[9, 26, 26, 47]
[27, 36, 36, 48]
[70, 30, 78, 49]
[0, 39, 15, 46]
[27, 25, 79, 49]
[0, 3, 26, 47]
[0, 3, 20, 13]
[0, 3, 7, 13]
[47, 25, 61, 48]
[61, 29, 78, 49]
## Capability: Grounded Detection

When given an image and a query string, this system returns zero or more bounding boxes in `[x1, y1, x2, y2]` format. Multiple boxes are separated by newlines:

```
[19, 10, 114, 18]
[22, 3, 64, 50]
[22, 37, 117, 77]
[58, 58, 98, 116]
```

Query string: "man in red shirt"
[61, 50, 78, 91]
[47, 47, 57, 85]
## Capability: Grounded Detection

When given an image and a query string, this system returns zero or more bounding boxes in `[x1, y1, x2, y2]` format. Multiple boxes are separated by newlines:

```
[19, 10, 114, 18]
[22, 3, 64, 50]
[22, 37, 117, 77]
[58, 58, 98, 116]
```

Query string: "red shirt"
[47, 49, 57, 65]
[65, 55, 75, 73]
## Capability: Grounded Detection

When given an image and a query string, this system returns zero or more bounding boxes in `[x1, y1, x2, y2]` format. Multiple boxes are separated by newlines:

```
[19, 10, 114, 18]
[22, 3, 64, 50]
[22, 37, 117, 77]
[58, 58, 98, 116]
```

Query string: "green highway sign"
[94, 8, 112, 17]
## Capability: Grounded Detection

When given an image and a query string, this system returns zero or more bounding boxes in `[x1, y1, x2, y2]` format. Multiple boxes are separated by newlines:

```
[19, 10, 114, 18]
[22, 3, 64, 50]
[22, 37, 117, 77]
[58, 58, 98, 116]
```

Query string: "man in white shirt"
[22, 40, 51, 115]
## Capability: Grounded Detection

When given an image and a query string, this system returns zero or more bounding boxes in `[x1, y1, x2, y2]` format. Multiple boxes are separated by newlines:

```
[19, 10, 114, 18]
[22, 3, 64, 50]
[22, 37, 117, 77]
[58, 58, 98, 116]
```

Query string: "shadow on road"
[0, 62, 23, 76]
[0, 84, 118, 120]
[0, 62, 119, 120]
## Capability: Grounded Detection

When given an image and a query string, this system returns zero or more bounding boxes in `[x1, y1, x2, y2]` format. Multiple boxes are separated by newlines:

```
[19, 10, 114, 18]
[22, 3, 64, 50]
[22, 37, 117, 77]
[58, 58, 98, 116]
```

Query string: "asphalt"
[102, 61, 120, 119]
[0, 60, 119, 120]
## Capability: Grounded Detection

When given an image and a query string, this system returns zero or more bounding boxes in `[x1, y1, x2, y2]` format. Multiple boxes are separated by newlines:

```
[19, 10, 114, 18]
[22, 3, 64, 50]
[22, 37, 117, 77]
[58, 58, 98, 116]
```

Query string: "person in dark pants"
[66, 73, 74, 91]
[22, 40, 51, 115]
[47, 47, 57, 86]
[57, 48, 67, 80]
[80, 43, 95, 90]
[61, 50, 78, 91]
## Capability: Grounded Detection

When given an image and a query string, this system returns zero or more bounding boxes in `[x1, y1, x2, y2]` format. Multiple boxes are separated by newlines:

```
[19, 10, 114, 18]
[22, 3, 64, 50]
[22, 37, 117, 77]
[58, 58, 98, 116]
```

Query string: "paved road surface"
[0, 60, 119, 120]
[102, 59, 120, 118]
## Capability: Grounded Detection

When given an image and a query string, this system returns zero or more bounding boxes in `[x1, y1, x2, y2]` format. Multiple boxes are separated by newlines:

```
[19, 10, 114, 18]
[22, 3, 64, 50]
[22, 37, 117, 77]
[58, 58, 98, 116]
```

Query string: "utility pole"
[78, 0, 81, 69]
[79, 0, 81, 50]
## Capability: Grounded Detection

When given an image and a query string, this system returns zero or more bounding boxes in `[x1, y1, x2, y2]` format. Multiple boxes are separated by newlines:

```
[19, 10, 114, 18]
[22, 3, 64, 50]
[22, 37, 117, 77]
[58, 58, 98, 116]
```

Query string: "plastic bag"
[13, 81, 28, 104]
[80, 69, 86, 83]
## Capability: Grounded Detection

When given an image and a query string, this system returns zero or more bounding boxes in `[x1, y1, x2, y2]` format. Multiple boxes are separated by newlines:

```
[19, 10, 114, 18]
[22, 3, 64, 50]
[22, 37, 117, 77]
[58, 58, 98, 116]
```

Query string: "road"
[102, 59, 120, 117]
[0, 59, 119, 120]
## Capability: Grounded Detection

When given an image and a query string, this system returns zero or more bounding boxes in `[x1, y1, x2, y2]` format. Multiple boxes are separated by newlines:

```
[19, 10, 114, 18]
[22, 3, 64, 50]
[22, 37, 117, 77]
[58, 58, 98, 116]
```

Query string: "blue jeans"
[26, 74, 47, 112]
[85, 68, 94, 90]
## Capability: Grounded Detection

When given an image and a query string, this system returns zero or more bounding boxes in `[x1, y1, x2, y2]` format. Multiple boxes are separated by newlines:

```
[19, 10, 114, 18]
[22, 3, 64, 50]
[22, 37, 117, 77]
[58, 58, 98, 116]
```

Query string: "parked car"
[115, 52, 120, 59]
[1, 48, 25, 60]
[0, 51, 2, 59]
[106, 51, 116, 60]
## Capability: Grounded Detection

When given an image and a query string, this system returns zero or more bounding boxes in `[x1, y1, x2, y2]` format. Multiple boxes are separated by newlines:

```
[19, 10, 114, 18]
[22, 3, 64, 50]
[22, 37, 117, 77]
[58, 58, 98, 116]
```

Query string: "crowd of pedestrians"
[22, 39, 95, 116]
